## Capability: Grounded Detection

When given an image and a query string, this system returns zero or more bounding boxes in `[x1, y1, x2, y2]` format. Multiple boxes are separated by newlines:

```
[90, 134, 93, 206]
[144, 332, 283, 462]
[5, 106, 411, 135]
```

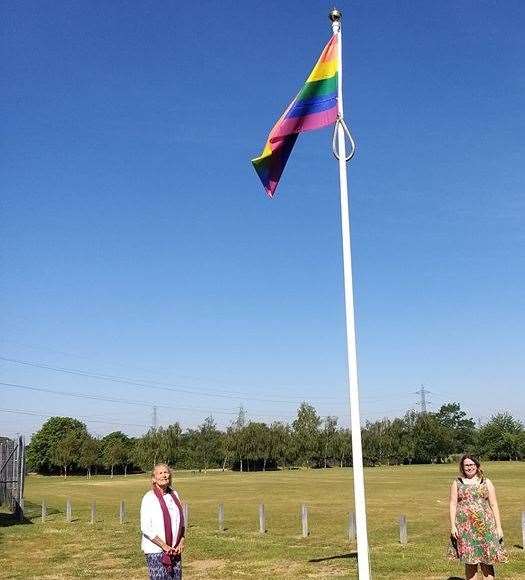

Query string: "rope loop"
[332, 116, 356, 162]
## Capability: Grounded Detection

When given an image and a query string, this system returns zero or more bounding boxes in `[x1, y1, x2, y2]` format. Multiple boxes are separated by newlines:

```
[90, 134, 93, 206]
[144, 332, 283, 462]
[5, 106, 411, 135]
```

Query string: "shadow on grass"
[0, 512, 33, 527]
[309, 552, 357, 563]
[513, 544, 523, 549]
[27, 500, 63, 519]
[447, 577, 464, 580]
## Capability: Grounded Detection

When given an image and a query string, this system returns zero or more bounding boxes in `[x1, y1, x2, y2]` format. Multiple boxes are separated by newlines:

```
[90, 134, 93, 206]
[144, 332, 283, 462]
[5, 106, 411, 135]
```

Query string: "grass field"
[1, 462, 524, 579]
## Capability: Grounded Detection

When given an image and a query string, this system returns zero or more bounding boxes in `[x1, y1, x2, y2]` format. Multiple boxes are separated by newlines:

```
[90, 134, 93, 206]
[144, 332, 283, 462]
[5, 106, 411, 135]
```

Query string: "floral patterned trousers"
[145, 553, 182, 580]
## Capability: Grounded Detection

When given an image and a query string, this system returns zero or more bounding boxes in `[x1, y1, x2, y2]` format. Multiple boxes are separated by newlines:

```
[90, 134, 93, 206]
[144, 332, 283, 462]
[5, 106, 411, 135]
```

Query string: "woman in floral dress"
[449, 454, 507, 579]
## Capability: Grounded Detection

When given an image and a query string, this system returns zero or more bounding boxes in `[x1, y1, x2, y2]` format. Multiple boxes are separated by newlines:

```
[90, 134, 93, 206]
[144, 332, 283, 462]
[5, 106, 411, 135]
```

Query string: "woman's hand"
[163, 543, 173, 553]
[173, 537, 185, 555]
[164, 537, 185, 556]
[496, 527, 504, 541]
[451, 525, 458, 539]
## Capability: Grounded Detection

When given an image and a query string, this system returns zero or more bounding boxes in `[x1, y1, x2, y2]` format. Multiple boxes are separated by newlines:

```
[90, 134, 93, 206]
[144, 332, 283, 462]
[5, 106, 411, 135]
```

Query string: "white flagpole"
[330, 9, 371, 579]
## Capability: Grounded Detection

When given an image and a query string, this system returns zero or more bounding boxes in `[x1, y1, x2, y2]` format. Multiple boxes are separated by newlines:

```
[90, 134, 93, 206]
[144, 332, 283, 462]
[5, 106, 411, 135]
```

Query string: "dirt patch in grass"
[187, 559, 226, 572]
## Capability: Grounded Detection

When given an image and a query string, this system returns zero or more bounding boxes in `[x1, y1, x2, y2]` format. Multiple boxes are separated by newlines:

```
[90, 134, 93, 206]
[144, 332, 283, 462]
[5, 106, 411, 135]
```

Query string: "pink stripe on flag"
[270, 107, 338, 141]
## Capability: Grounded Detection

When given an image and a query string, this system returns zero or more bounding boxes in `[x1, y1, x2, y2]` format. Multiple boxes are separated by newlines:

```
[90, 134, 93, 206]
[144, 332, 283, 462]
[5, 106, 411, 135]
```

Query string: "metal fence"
[0, 435, 26, 518]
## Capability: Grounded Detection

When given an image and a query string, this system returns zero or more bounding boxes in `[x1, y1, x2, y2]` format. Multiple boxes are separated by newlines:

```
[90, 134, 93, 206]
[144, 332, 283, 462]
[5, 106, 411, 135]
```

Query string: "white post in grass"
[521, 511, 525, 550]
[259, 503, 266, 533]
[218, 503, 225, 532]
[41, 499, 47, 523]
[183, 502, 189, 529]
[330, 8, 371, 579]
[90, 501, 96, 524]
[301, 503, 308, 538]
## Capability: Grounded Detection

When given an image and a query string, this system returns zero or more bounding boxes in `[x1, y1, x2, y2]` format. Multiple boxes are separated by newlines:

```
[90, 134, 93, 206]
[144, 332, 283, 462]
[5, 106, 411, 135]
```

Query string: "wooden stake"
[119, 500, 126, 524]
[348, 511, 356, 541]
[66, 498, 72, 522]
[259, 503, 266, 533]
[218, 503, 225, 532]
[399, 514, 408, 545]
[301, 504, 308, 538]
[521, 511, 525, 550]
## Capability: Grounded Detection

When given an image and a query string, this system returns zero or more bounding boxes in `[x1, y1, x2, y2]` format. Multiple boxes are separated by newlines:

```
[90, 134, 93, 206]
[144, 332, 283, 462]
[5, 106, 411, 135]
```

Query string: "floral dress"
[449, 477, 507, 565]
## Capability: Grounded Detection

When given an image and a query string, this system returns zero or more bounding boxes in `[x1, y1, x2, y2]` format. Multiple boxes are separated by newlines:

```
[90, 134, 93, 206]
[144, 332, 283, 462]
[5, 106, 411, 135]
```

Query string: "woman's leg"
[465, 563, 479, 580]
[172, 557, 182, 580]
[480, 563, 495, 579]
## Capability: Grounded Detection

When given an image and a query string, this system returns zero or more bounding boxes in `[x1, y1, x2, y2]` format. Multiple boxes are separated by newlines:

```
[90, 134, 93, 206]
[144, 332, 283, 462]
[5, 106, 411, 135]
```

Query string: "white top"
[140, 489, 183, 553]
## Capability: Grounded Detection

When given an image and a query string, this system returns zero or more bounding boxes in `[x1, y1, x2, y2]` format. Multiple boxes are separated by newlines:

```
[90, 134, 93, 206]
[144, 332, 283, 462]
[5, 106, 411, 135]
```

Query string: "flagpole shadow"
[309, 551, 357, 563]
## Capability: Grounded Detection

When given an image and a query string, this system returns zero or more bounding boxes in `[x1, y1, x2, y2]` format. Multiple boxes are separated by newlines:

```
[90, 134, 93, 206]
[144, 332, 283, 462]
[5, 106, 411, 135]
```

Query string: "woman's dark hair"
[459, 453, 484, 480]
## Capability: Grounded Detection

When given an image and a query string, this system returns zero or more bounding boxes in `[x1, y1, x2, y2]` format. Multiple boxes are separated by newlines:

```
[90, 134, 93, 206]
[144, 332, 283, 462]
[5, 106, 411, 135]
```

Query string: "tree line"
[23, 402, 525, 477]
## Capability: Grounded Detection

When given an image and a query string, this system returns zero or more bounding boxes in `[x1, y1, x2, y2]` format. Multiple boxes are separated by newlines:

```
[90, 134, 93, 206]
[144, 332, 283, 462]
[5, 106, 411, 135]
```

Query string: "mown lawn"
[1, 462, 524, 578]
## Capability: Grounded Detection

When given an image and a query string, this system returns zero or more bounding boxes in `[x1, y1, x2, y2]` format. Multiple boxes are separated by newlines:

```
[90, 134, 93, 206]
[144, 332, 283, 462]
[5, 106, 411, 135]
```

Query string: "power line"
[0, 354, 411, 406]
[0, 355, 338, 405]
[0, 380, 235, 414]
[0, 407, 150, 429]
[0, 338, 342, 398]
[0, 380, 294, 420]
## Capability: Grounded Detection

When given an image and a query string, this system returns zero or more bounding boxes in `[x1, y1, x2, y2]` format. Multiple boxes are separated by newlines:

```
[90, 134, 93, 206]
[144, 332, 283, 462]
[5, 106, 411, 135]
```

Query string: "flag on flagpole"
[251, 35, 339, 197]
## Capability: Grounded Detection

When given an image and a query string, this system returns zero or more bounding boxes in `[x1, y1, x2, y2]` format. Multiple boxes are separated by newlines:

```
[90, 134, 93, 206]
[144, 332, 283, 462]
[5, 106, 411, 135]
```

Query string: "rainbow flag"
[252, 35, 339, 197]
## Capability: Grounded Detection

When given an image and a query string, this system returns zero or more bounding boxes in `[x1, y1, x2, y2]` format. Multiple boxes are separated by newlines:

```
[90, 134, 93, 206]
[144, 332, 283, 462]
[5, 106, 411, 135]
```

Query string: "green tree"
[253, 422, 272, 471]
[101, 431, 131, 477]
[292, 403, 321, 468]
[132, 424, 182, 471]
[269, 422, 293, 469]
[26, 417, 88, 474]
[399, 410, 419, 464]
[187, 417, 221, 473]
[362, 419, 394, 465]
[333, 428, 352, 467]
[221, 426, 236, 471]
[321, 416, 338, 468]
[242, 422, 272, 471]
[228, 407, 248, 472]
[386, 417, 413, 465]
[476, 413, 524, 460]
[362, 417, 415, 466]
[78, 435, 100, 478]
[132, 429, 161, 471]
[436, 402, 476, 453]
[157, 424, 183, 467]
[412, 413, 452, 463]
[51, 430, 82, 477]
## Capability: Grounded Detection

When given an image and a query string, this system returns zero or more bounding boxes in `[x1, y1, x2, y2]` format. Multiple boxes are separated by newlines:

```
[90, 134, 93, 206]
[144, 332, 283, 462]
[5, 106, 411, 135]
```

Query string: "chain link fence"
[0, 435, 26, 518]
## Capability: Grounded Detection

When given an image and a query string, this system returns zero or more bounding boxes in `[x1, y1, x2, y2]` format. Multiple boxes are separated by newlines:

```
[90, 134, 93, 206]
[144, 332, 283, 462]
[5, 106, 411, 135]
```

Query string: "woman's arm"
[140, 495, 171, 552]
[487, 479, 504, 538]
[173, 491, 186, 555]
[150, 536, 172, 552]
[449, 480, 458, 537]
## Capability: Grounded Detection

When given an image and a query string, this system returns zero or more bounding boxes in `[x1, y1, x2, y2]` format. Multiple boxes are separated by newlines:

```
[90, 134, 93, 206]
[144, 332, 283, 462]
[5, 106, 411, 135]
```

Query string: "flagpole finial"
[329, 8, 342, 23]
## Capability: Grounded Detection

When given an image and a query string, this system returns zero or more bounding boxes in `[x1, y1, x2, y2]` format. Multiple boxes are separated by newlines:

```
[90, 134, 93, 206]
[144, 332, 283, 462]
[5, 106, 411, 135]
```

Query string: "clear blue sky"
[2, 1, 524, 438]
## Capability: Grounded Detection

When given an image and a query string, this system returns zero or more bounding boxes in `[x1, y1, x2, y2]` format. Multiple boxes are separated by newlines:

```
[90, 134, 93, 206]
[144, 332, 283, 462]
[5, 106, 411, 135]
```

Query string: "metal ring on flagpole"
[332, 117, 356, 162]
